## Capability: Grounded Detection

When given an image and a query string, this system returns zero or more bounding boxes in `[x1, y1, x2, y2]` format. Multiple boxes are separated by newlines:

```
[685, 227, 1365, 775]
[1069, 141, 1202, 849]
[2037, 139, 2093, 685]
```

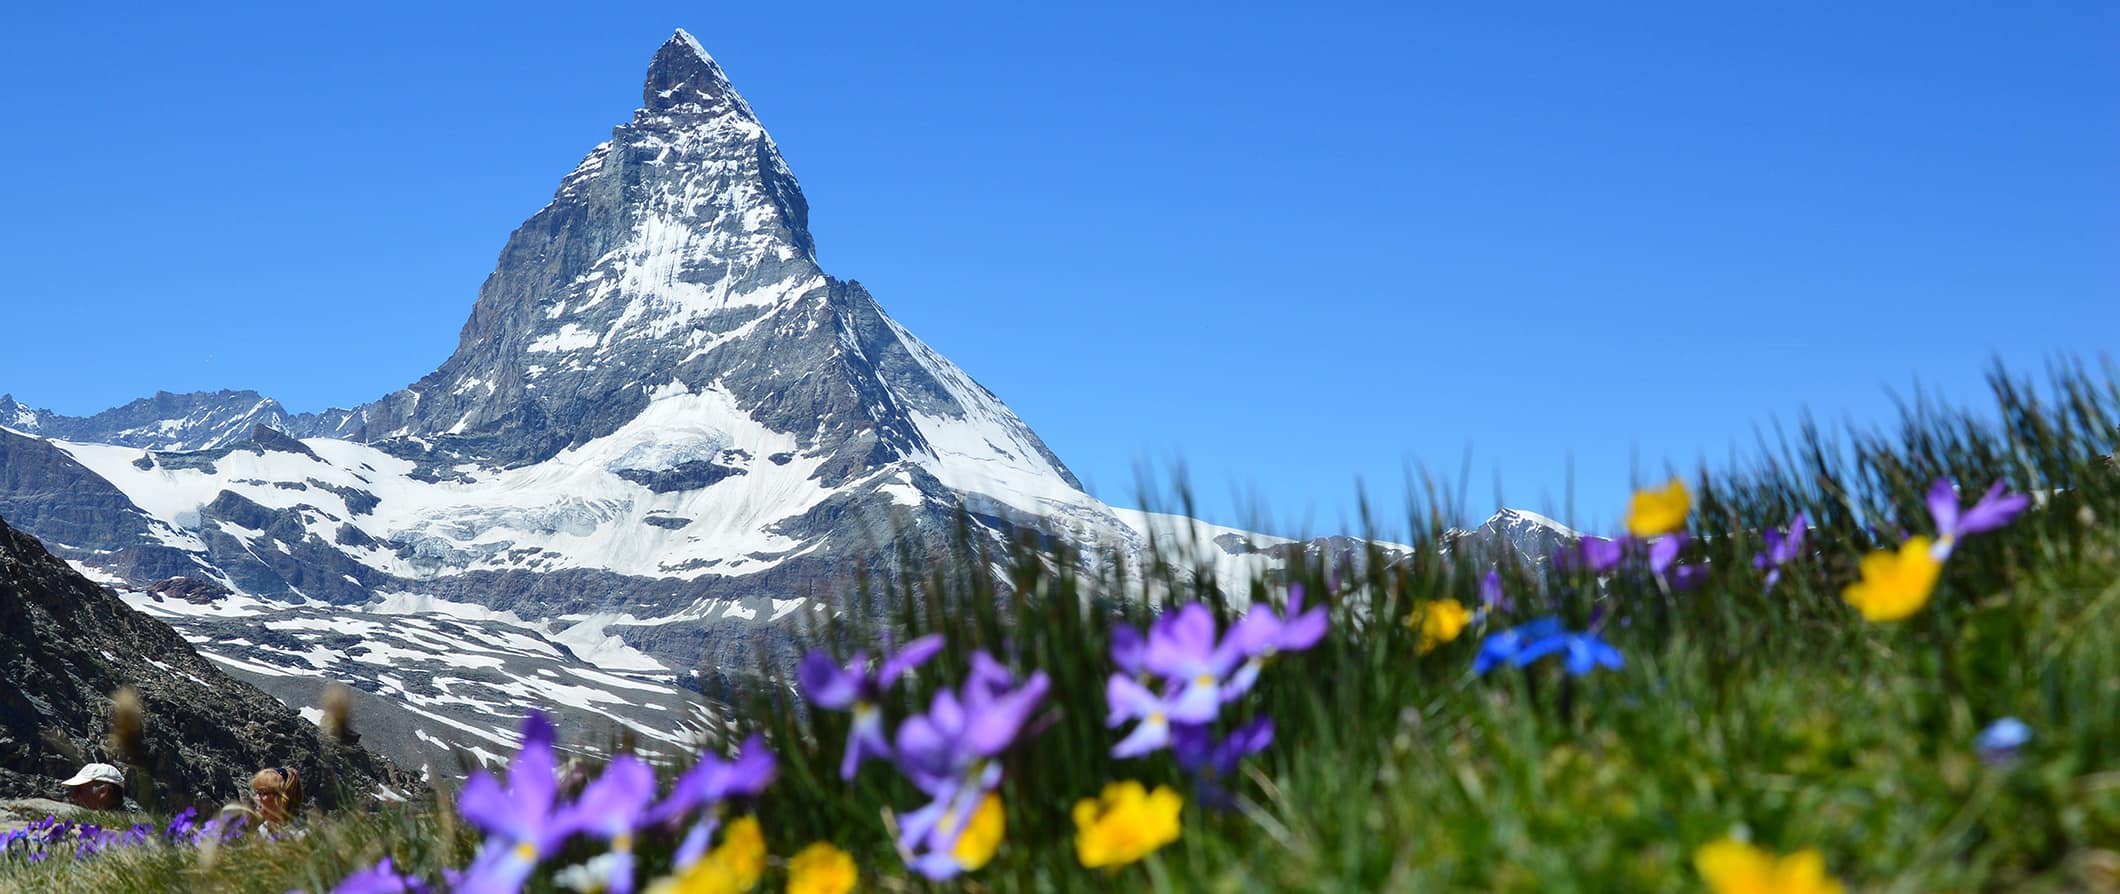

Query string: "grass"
[5, 360, 2120, 892]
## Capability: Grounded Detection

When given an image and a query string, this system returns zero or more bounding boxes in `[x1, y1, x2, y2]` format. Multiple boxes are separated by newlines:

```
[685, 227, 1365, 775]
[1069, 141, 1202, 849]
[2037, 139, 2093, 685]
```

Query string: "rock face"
[0, 513, 401, 809]
[1444, 509, 1580, 574]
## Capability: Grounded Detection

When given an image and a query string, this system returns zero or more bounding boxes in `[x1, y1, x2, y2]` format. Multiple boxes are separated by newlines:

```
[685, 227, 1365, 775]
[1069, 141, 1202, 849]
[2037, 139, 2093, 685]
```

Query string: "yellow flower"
[646, 815, 769, 894]
[646, 857, 743, 894]
[1406, 598, 1472, 655]
[1072, 781, 1183, 869]
[1841, 536, 1942, 622]
[716, 816, 768, 889]
[786, 841, 857, 894]
[951, 793, 1005, 871]
[1694, 837, 1844, 894]
[1625, 477, 1692, 537]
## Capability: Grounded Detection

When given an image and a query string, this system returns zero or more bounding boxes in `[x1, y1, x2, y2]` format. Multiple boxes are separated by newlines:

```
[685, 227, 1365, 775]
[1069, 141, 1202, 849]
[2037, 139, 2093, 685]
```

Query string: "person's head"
[61, 763, 125, 811]
[248, 766, 302, 824]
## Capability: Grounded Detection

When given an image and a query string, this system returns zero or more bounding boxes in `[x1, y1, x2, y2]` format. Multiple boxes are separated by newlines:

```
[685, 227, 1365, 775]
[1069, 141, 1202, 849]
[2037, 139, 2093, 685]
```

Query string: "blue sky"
[1, 2, 2113, 536]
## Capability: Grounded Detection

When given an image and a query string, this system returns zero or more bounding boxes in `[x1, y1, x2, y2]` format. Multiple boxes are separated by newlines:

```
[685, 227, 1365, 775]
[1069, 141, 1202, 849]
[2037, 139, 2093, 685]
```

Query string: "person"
[248, 766, 303, 829]
[60, 763, 126, 812]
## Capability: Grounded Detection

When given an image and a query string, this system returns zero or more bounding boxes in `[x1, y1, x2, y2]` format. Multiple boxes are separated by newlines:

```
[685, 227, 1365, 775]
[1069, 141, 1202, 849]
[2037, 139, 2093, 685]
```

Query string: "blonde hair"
[248, 766, 303, 820]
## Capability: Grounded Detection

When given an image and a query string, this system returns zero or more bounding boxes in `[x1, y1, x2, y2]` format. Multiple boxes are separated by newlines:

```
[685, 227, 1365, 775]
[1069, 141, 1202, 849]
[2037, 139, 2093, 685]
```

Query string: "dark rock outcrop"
[0, 514, 403, 809]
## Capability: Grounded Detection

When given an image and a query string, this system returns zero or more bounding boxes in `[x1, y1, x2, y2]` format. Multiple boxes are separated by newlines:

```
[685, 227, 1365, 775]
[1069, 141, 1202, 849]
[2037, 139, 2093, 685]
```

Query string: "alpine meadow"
[2, 15, 2117, 894]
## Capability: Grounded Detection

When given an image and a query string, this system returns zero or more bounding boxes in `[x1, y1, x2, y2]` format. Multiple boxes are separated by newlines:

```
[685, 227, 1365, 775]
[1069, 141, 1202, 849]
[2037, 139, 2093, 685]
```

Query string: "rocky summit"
[0, 31, 1567, 770]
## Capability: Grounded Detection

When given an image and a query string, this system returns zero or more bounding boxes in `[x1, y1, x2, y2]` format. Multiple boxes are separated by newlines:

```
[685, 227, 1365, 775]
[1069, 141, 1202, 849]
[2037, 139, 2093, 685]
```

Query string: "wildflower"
[1104, 674, 1178, 758]
[891, 659, 1046, 879]
[1471, 617, 1565, 675]
[1073, 781, 1183, 869]
[1472, 617, 1621, 676]
[1170, 716, 1273, 781]
[1406, 598, 1472, 655]
[1754, 512, 1808, 592]
[1975, 717, 2031, 766]
[902, 792, 1006, 880]
[644, 816, 765, 894]
[456, 712, 569, 894]
[1648, 534, 1707, 592]
[1110, 624, 1147, 679]
[798, 633, 944, 780]
[712, 817, 767, 890]
[553, 754, 657, 894]
[327, 857, 414, 894]
[647, 735, 775, 870]
[786, 842, 857, 894]
[1560, 536, 1628, 574]
[1216, 586, 1329, 701]
[893, 657, 1047, 797]
[164, 807, 198, 843]
[555, 854, 628, 894]
[1140, 604, 1248, 722]
[1841, 536, 1942, 622]
[1515, 629, 1625, 676]
[1625, 477, 1691, 538]
[1169, 716, 1274, 809]
[1693, 837, 1844, 894]
[1479, 568, 1512, 612]
[1927, 478, 2030, 559]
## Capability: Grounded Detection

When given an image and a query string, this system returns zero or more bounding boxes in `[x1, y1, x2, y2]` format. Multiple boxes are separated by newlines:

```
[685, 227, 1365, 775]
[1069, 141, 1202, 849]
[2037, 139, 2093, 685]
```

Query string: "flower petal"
[1927, 478, 1962, 536]
[875, 634, 945, 689]
[799, 651, 861, 710]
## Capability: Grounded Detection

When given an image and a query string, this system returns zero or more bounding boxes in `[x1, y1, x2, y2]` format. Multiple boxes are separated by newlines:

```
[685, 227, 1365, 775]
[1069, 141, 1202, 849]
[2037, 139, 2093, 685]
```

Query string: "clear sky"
[1, 2, 2113, 536]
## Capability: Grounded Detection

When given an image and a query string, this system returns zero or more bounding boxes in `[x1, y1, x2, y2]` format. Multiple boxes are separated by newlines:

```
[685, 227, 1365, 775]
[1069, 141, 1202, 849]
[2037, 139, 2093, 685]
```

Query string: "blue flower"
[1975, 717, 2031, 766]
[1472, 617, 1622, 676]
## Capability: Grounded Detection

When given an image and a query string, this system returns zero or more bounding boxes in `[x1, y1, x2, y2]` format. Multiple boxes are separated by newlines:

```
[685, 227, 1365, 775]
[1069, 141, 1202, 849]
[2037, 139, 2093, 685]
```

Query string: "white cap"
[61, 763, 125, 787]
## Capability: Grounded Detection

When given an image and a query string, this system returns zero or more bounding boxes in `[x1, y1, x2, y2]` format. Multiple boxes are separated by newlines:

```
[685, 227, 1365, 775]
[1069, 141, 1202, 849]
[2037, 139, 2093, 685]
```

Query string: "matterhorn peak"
[643, 28, 753, 119]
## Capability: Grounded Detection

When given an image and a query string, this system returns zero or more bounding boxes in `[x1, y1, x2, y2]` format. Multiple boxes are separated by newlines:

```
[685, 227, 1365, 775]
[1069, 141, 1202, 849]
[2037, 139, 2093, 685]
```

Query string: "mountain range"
[0, 31, 1572, 772]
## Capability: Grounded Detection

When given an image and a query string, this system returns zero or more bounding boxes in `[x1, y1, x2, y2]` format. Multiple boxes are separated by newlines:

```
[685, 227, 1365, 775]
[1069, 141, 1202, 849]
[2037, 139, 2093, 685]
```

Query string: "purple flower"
[888, 656, 1047, 879]
[1648, 535, 1707, 592]
[895, 777, 996, 880]
[165, 807, 198, 843]
[323, 857, 414, 894]
[645, 734, 775, 869]
[455, 712, 569, 894]
[1219, 589, 1328, 699]
[1110, 624, 1147, 679]
[1172, 715, 1275, 780]
[1480, 569, 1511, 612]
[1143, 604, 1249, 722]
[550, 755, 655, 894]
[1561, 536, 1629, 574]
[1752, 512, 1808, 592]
[799, 633, 944, 780]
[1928, 479, 2031, 559]
[893, 658, 1047, 797]
[1103, 673, 1178, 758]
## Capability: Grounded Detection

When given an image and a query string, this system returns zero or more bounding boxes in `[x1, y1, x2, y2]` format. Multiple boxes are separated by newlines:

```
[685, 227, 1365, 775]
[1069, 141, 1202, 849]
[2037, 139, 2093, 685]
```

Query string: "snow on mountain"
[1444, 508, 1582, 573]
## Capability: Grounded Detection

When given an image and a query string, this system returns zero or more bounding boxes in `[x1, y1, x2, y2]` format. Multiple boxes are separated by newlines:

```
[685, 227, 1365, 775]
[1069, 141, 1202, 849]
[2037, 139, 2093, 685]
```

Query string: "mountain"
[0, 30, 1149, 768]
[1445, 508, 1580, 573]
[0, 391, 359, 452]
[0, 31, 1501, 769]
[0, 511, 402, 808]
